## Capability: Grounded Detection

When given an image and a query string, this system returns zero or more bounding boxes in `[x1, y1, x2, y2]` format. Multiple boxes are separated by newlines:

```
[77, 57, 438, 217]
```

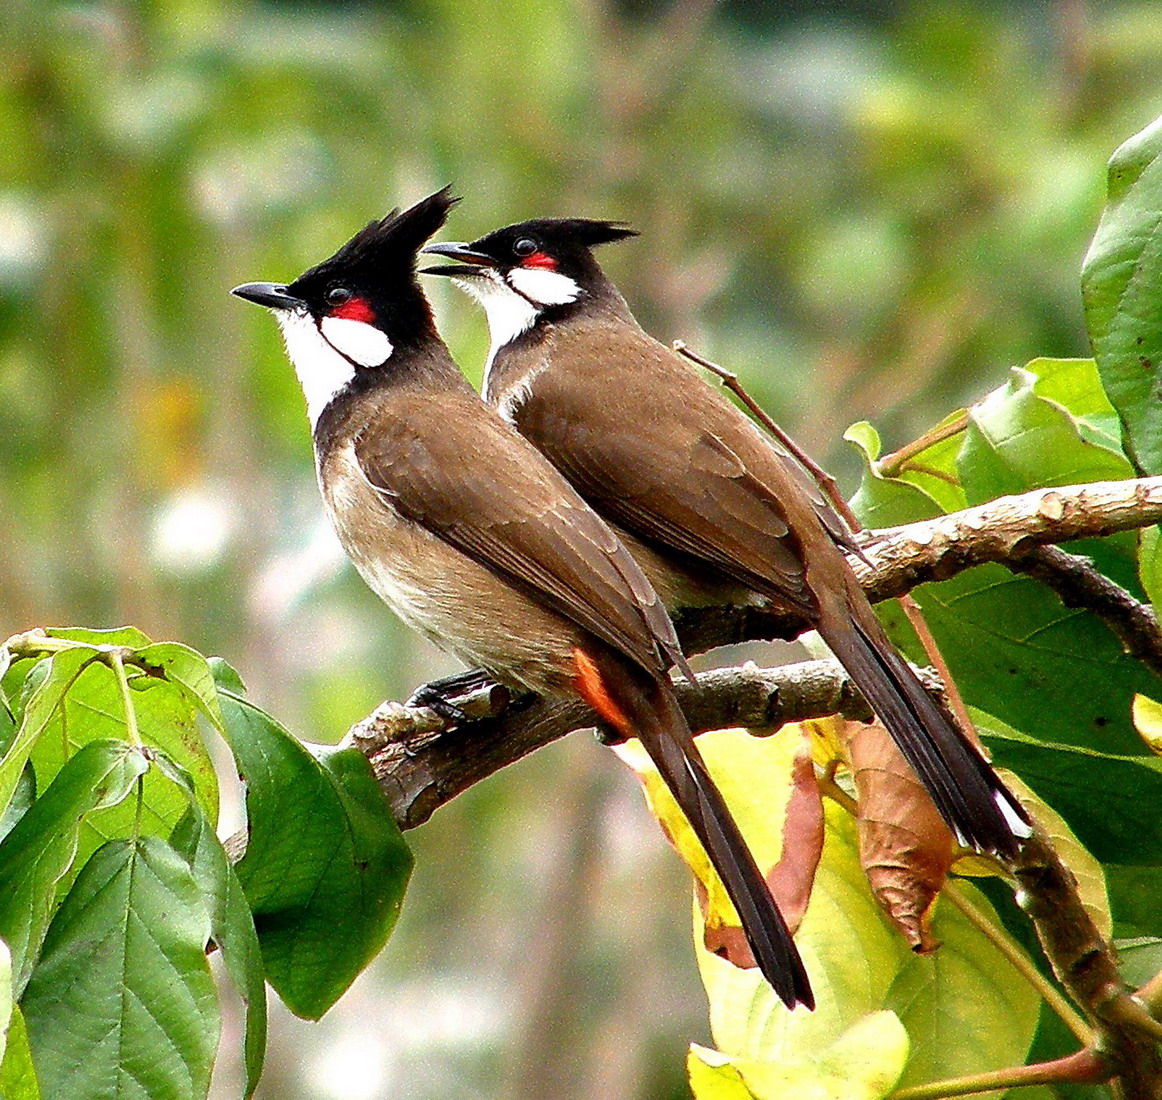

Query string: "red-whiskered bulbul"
[231, 190, 813, 1009]
[422, 219, 1031, 857]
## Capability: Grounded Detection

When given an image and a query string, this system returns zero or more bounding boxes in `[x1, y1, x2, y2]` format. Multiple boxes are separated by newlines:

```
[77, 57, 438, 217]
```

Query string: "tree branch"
[1008, 544, 1162, 679]
[345, 475, 1162, 828]
[349, 657, 884, 830]
[670, 476, 1162, 655]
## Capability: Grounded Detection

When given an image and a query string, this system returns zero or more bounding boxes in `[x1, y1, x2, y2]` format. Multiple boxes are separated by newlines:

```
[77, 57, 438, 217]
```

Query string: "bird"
[421, 217, 1030, 857]
[231, 189, 814, 1010]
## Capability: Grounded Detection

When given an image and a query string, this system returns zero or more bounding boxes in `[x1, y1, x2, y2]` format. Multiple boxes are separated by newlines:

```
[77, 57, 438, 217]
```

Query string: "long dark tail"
[576, 648, 814, 1009]
[818, 583, 1029, 856]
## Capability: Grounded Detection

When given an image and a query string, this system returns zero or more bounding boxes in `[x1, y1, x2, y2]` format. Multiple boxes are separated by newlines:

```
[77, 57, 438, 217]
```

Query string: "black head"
[235, 187, 458, 348]
[231, 187, 458, 426]
[422, 217, 636, 306]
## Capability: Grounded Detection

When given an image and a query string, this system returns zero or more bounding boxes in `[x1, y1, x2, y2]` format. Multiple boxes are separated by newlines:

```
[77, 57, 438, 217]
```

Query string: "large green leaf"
[162, 755, 266, 1098]
[223, 694, 412, 1019]
[689, 1012, 909, 1100]
[21, 837, 218, 1100]
[898, 563, 1155, 754]
[0, 740, 148, 997]
[1082, 113, 1162, 475]
[883, 885, 1041, 1091]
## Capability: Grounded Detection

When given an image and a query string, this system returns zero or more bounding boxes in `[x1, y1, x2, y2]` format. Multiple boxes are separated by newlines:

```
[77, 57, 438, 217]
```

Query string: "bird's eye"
[513, 238, 538, 258]
[326, 286, 352, 306]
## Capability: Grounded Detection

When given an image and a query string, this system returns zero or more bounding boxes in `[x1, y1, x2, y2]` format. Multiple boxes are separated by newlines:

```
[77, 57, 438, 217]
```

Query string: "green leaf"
[161, 755, 266, 1097]
[0, 740, 148, 997]
[1082, 113, 1162, 474]
[29, 658, 218, 880]
[207, 656, 246, 696]
[0, 649, 97, 825]
[1108, 865, 1162, 938]
[901, 562, 1156, 755]
[689, 1012, 909, 1100]
[844, 421, 946, 528]
[1117, 937, 1162, 988]
[697, 800, 912, 1061]
[696, 799, 1038, 1087]
[42, 627, 153, 648]
[974, 710, 1162, 866]
[21, 837, 219, 1100]
[960, 359, 1131, 498]
[134, 643, 225, 733]
[223, 694, 412, 1018]
[0, 1005, 40, 1100]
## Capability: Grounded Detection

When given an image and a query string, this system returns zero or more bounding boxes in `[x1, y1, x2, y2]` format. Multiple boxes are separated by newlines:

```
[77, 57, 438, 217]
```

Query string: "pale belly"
[320, 443, 585, 696]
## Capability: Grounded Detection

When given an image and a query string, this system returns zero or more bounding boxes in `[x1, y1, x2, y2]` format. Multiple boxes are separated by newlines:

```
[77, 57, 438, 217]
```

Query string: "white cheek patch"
[506, 266, 582, 307]
[276, 310, 356, 430]
[320, 316, 394, 368]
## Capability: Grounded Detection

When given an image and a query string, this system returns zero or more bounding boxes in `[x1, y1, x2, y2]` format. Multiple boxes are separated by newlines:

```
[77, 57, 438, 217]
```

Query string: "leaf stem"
[942, 881, 1093, 1044]
[109, 649, 142, 748]
[878, 414, 969, 478]
[888, 1047, 1109, 1099]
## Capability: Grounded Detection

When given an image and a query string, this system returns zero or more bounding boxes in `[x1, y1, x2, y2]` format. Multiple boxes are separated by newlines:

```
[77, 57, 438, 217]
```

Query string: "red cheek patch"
[523, 251, 558, 270]
[331, 296, 377, 324]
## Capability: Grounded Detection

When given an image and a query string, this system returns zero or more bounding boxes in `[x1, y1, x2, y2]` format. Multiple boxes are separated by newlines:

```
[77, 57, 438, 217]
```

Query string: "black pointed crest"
[294, 187, 459, 289]
[550, 218, 638, 248]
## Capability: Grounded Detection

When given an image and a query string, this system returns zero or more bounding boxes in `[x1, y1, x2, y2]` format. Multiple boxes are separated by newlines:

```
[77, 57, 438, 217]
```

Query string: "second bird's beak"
[420, 242, 498, 277]
[231, 282, 308, 311]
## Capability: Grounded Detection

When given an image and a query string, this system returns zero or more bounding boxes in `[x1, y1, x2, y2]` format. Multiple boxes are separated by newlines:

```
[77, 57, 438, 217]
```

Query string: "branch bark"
[345, 475, 1162, 827]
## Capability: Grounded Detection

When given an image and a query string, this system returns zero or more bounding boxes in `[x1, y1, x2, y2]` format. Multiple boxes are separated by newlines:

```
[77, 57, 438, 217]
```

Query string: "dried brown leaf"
[843, 717, 955, 953]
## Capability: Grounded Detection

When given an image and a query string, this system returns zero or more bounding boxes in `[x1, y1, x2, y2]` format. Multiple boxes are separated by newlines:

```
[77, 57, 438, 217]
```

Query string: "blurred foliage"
[2, 0, 1162, 1097]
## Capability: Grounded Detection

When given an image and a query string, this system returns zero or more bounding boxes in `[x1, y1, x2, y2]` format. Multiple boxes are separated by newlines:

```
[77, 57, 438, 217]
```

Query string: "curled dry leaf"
[614, 726, 823, 970]
[839, 716, 956, 953]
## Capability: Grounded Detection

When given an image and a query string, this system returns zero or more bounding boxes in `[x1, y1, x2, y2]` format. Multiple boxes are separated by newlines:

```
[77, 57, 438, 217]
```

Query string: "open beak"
[231, 282, 307, 311]
[420, 242, 499, 277]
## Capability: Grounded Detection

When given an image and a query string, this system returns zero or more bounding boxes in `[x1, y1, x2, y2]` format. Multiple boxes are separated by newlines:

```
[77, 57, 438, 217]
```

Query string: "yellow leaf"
[688, 1012, 908, 1100]
[1133, 694, 1162, 755]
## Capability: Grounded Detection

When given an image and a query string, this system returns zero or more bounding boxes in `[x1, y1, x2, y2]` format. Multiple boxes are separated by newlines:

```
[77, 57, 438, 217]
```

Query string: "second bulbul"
[424, 218, 1030, 857]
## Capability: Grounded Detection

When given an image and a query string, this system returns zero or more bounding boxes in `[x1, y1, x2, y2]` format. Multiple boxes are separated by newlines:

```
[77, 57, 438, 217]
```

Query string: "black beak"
[231, 282, 307, 311]
[420, 242, 498, 277]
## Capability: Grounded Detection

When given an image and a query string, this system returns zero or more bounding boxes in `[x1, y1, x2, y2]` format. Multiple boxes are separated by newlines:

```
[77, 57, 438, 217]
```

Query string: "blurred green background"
[1, 0, 1159, 1096]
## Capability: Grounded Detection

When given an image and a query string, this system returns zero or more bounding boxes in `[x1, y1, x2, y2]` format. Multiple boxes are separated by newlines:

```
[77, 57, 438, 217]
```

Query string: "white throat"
[454, 267, 580, 392]
[276, 310, 393, 430]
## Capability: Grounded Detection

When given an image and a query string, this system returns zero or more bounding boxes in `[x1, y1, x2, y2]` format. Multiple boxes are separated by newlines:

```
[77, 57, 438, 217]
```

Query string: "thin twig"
[888, 1048, 1110, 1099]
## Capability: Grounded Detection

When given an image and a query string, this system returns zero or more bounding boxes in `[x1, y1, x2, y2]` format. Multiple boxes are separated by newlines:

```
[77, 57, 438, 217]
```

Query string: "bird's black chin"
[231, 282, 308, 311]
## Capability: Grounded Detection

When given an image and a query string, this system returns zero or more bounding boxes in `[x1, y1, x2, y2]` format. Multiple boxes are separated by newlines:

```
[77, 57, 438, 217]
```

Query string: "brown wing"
[353, 390, 691, 679]
[513, 331, 828, 614]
